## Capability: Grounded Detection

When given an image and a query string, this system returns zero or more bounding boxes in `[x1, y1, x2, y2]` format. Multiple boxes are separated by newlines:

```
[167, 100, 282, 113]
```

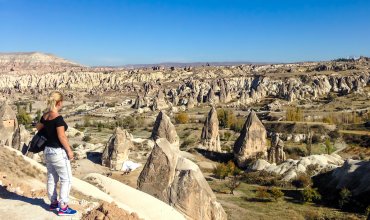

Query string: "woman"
[36, 91, 77, 216]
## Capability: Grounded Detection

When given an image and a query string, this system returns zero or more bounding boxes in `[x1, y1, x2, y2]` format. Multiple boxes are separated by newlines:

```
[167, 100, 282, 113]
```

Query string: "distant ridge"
[122, 61, 273, 68]
[0, 52, 83, 73]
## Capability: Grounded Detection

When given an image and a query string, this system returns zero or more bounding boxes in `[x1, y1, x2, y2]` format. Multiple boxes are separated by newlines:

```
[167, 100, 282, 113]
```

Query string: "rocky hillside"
[0, 52, 83, 74]
[0, 53, 369, 108]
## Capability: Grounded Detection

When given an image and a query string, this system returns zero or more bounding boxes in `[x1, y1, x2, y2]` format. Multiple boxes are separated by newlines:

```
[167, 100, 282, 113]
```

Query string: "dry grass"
[208, 181, 366, 220]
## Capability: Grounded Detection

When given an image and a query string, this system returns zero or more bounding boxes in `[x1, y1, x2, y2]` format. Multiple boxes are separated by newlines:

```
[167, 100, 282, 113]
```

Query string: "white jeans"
[44, 147, 72, 205]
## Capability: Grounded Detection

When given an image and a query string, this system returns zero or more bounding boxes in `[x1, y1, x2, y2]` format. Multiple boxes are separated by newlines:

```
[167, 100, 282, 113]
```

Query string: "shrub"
[17, 108, 32, 125]
[270, 187, 284, 201]
[225, 176, 241, 195]
[323, 116, 334, 124]
[75, 132, 81, 137]
[338, 188, 352, 209]
[82, 136, 92, 142]
[226, 160, 241, 176]
[304, 209, 325, 220]
[213, 163, 228, 179]
[325, 139, 334, 154]
[256, 187, 271, 201]
[285, 147, 307, 158]
[175, 112, 189, 124]
[292, 173, 312, 189]
[301, 187, 321, 203]
[217, 109, 236, 128]
[222, 131, 232, 141]
[286, 107, 304, 121]
[230, 118, 244, 132]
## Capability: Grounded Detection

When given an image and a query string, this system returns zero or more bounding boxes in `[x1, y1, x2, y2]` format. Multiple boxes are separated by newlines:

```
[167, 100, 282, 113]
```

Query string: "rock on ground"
[151, 111, 179, 148]
[200, 107, 221, 152]
[102, 127, 134, 170]
[251, 154, 344, 181]
[137, 138, 227, 220]
[233, 110, 267, 168]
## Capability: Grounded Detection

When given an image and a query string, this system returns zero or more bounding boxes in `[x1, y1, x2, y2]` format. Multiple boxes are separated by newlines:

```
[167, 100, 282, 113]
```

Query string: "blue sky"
[0, 0, 369, 66]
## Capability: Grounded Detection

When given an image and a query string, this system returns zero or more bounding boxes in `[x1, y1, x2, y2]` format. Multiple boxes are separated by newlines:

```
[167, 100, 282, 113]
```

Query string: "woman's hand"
[67, 150, 74, 160]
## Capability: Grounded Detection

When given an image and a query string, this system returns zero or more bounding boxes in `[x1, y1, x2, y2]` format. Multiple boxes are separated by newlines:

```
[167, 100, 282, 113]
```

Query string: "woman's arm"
[56, 126, 74, 160]
[36, 122, 44, 131]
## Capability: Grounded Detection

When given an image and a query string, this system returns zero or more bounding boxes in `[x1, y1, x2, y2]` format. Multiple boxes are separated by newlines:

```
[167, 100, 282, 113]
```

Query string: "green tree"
[325, 138, 334, 154]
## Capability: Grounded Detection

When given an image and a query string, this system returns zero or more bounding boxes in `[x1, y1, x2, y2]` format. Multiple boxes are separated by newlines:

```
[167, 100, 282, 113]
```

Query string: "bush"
[301, 187, 321, 203]
[270, 187, 284, 201]
[256, 187, 271, 201]
[217, 109, 236, 128]
[221, 131, 232, 141]
[338, 188, 352, 209]
[225, 176, 241, 195]
[75, 132, 81, 137]
[226, 161, 241, 176]
[325, 139, 334, 154]
[17, 108, 32, 125]
[213, 163, 228, 179]
[230, 118, 244, 132]
[286, 107, 304, 121]
[285, 147, 307, 158]
[175, 112, 189, 124]
[292, 173, 312, 189]
[82, 135, 92, 142]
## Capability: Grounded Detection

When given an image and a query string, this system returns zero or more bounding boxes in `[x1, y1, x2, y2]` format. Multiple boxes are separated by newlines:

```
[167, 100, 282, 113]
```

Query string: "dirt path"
[0, 186, 81, 220]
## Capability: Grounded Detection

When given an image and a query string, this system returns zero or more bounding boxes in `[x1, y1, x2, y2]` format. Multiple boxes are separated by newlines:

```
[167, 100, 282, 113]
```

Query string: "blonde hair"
[47, 91, 64, 111]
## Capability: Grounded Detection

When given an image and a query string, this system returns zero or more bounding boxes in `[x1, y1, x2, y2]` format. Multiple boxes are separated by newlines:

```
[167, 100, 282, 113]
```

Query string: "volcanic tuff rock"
[200, 107, 221, 152]
[0, 52, 82, 74]
[0, 101, 18, 146]
[151, 111, 180, 148]
[12, 124, 31, 152]
[251, 154, 344, 181]
[234, 111, 267, 168]
[102, 127, 134, 170]
[267, 133, 286, 164]
[137, 138, 227, 220]
[313, 159, 370, 207]
[152, 90, 168, 111]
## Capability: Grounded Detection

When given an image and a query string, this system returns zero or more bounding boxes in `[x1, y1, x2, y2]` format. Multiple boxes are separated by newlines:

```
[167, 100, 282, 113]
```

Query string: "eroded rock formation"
[267, 133, 286, 164]
[0, 101, 18, 146]
[233, 111, 267, 168]
[102, 127, 134, 170]
[200, 107, 221, 152]
[137, 138, 227, 220]
[151, 111, 179, 148]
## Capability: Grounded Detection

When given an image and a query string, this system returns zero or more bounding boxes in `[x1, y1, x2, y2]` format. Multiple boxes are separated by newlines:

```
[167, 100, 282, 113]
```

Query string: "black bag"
[27, 129, 47, 153]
